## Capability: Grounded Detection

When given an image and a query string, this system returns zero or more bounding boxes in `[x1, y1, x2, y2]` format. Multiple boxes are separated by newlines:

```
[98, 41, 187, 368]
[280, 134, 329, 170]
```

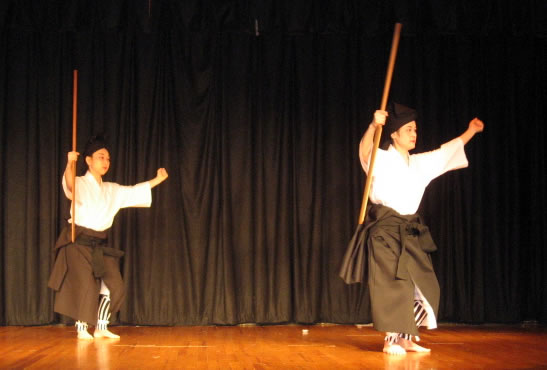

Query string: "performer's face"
[391, 121, 417, 151]
[86, 148, 111, 177]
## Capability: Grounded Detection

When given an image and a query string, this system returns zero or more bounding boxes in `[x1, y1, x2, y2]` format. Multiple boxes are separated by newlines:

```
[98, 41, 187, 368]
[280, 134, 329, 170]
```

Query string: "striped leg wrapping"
[414, 299, 428, 328]
[384, 333, 400, 345]
[75, 320, 88, 333]
[398, 332, 420, 342]
[97, 295, 111, 331]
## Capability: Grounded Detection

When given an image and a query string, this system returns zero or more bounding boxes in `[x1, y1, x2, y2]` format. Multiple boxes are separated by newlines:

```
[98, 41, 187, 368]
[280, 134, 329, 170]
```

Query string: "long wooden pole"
[358, 23, 402, 224]
[71, 70, 78, 242]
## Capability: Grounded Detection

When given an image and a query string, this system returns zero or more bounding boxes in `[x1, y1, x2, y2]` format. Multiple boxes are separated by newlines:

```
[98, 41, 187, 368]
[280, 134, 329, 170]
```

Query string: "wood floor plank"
[0, 324, 545, 369]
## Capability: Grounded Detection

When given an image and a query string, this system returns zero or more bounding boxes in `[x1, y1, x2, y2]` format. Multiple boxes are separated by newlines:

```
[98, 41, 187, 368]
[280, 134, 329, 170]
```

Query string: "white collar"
[387, 144, 410, 164]
[84, 171, 103, 187]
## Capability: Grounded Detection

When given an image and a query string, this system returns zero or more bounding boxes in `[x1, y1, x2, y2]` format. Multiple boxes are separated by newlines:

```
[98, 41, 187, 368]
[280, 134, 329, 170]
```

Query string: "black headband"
[83, 134, 110, 157]
[385, 102, 417, 135]
[381, 102, 418, 149]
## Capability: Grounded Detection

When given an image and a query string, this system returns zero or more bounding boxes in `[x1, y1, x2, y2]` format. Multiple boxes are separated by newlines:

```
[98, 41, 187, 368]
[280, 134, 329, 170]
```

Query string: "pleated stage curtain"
[0, 0, 545, 325]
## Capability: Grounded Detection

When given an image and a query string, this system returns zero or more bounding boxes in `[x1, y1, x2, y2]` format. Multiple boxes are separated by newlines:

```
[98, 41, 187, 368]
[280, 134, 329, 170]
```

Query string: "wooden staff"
[71, 70, 78, 242]
[358, 23, 402, 224]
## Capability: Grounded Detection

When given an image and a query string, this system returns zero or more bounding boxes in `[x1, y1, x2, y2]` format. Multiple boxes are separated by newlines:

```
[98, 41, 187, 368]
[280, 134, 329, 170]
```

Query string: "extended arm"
[149, 168, 169, 189]
[459, 117, 484, 145]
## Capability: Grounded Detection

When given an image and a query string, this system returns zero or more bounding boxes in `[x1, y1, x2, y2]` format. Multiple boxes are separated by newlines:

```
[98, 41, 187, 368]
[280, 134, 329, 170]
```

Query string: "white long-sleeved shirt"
[360, 138, 468, 215]
[62, 171, 152, 231]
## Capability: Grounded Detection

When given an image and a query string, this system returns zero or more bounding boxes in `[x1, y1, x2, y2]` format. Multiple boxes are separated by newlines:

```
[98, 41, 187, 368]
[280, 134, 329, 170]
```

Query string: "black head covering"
[83, 133, 110, 158]
[381, 102, 417, 149]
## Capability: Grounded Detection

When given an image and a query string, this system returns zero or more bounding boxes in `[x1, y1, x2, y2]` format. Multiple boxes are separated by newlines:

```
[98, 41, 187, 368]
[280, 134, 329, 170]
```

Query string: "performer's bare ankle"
[398, 337, 431, 352]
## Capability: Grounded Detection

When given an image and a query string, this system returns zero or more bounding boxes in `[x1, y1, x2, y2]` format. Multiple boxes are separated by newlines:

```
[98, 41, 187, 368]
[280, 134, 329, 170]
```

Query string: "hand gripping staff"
[358, 22, 402, 225]
[339, 23, 402, 284]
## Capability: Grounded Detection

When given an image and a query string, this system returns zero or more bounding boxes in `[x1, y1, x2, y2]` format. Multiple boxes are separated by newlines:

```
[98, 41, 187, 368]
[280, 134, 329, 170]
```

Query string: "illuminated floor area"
[1, 324, 546, 369]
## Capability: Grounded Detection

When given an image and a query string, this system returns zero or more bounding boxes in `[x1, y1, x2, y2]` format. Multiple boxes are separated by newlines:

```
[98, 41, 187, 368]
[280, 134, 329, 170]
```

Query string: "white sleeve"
[414, 138, 469, 182]
[114, 181, 152, 208]
[61, 175, 71, 199]
[62, 175, 84, 200]
[361, 147, 388, 175]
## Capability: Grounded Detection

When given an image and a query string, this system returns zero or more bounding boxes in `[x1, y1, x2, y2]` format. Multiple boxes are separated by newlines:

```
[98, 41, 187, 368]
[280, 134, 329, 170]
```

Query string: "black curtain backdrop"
[1, 1, 546, 326]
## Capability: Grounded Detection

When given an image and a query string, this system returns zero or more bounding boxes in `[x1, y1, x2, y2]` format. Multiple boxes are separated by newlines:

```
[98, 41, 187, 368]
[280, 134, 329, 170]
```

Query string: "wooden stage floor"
[1, 324, 546, 369]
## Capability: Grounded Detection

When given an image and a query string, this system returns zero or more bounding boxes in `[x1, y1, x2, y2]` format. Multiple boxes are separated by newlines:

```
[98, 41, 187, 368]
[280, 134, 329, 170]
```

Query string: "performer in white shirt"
[48, 135, 168, 340]
[358, 103, 484, 355]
